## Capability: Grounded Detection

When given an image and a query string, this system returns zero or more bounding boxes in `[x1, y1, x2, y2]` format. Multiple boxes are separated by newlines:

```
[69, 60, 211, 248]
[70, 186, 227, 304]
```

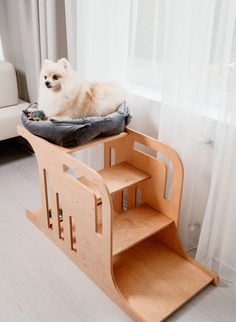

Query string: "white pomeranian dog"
[37, 58, 126, 119]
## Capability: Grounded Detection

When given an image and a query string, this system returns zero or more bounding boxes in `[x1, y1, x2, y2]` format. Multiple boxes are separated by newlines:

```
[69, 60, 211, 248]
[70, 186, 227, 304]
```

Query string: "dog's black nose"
[45, 81, 51, 87]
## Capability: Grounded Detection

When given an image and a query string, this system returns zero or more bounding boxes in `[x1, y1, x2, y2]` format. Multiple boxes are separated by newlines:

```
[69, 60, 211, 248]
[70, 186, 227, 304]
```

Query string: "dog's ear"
[58, 57, 70, 70]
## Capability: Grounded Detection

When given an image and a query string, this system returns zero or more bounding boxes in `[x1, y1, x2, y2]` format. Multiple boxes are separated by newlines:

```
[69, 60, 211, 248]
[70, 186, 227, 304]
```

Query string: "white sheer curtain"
[64, 0, 130, 167]
[157, 0, 236, 283]
[196, 0, 236, 283]
[158, 0, 216, 248]
[64, 0, 130, 81]
[128, 0, 236, 283]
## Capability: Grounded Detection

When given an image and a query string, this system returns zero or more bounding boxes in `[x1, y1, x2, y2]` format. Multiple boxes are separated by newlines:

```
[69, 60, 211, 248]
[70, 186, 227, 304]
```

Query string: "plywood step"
[55, 204, 172, 256]
[79, 162, 150, 199]
[60, 132, 128, 153]
[113, 239, 213, 322]
[98, 204, 173, 256]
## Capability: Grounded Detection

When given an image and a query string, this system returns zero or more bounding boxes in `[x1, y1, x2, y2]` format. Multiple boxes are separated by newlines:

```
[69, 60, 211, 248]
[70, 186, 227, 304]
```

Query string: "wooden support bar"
[113, 191, 123, 214]
[127, 186, 136, 210]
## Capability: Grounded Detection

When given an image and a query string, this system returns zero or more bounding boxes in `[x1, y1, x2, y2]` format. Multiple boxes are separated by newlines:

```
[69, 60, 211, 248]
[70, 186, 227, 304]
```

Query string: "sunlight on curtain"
[128, 0, 165, 88]
[152, 0, 236, 284]
[64, 0, 130, 168]
[65, 0, 130, 81]
[129, 0, 236, 284]
[0, 36, 4, 60]
[196, 0, 236, 283]
[157, 0, 216, 249]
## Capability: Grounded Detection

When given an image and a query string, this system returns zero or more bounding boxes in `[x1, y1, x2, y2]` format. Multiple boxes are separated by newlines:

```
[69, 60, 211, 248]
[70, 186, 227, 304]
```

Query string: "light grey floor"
[0, 139, 236, 322]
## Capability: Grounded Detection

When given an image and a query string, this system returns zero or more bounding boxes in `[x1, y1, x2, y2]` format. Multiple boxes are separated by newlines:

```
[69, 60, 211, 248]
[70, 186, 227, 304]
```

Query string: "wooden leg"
[127, 186, 136, 210]
[113, 191, 123, 213]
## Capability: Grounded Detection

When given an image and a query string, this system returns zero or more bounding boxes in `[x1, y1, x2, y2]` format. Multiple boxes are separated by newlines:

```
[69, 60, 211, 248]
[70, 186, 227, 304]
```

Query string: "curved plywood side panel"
[17, 125, 141, 321]
[17, 125, 217, 322]
[154, 222, 219, 285]
[125, 128, 184, 226]
[113, 236, 213, 322]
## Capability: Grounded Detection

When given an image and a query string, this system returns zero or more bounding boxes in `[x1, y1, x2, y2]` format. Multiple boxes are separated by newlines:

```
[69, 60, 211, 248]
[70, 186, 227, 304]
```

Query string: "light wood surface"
[58, 132, 128, 153]
[2, 138, 236, 322]
[80, 161, 150, 200]
[36, 203, 173, 257]
[155, 222, 219, 284]
[17, 124, 218, 322]
[110, 204, 173, 255]
[113, 239, 212, 322]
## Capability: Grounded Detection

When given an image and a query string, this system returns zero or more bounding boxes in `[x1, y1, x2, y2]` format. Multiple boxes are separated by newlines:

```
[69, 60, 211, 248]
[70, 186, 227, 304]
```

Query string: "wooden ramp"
[18, 125, 218, 322]
[114, 238, 212, 321]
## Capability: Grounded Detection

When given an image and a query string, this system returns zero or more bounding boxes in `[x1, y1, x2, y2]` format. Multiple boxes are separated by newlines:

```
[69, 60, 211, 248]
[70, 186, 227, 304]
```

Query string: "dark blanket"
[21, 102, 132, 147]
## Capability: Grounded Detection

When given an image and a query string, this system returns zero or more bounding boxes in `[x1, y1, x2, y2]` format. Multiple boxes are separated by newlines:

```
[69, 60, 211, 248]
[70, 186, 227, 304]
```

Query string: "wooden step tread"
[59, 132, 128, 153]
[45, 203, 172, 256]
[113, 239, 212, 322]
[79, 162, 150, 199]
[98, 204, 173, 255]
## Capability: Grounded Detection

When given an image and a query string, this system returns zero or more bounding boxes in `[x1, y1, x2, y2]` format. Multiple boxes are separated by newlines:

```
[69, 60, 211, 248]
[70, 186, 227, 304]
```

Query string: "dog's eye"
[44, 75, 47, 80]
[53, 75, 59, 80]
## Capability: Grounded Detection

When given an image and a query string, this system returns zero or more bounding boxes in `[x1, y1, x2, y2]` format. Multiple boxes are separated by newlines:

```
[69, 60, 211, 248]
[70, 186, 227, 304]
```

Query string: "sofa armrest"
[0, 99, 29, 141]
[0, 61, 18, 108]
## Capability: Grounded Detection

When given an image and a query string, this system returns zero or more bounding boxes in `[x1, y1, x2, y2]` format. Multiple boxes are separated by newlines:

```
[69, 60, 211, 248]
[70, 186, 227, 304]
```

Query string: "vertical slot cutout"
[95, 203, 103, 235]
[69, 216, 77, 252]
[43, 169, 52, 229]
[56, 193, 64, 240]
[157, 152, 173, 200]
[113, 191, 123, 213]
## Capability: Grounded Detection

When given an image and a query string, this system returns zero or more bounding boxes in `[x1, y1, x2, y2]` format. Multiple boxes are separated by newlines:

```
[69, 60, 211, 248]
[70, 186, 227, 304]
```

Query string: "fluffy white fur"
[37, 58, 126, 119]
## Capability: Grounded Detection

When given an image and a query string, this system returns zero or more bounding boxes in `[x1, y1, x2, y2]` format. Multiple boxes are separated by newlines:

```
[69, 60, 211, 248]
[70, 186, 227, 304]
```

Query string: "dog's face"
[40, 58, 72, 91]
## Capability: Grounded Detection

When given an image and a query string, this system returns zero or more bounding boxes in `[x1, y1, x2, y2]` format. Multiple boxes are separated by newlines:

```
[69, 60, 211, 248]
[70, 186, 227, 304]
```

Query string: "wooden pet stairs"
[18, 125, 218, 322]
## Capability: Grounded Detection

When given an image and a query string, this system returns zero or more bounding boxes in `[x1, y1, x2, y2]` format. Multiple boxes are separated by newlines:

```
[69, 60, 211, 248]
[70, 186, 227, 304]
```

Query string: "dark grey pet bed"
[22, 102, 132, 147]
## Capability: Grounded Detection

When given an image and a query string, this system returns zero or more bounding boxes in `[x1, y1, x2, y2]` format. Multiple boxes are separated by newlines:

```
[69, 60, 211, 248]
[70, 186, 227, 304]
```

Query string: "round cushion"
[21, 102, 132, 147]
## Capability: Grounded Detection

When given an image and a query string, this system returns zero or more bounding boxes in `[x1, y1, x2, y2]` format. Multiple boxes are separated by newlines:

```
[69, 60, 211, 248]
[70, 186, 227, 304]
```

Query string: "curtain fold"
[196, 120, 236, 283]
[0, 0, 67, 101]
[158, 0, 216, 248]
[158, 0, 236, 284]
[64, 0, 130, 81]
[63, 0, 131, 167]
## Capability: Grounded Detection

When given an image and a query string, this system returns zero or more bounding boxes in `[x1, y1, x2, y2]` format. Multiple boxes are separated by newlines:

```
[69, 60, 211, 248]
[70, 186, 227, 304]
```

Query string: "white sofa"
[0, 61, 28, 140]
